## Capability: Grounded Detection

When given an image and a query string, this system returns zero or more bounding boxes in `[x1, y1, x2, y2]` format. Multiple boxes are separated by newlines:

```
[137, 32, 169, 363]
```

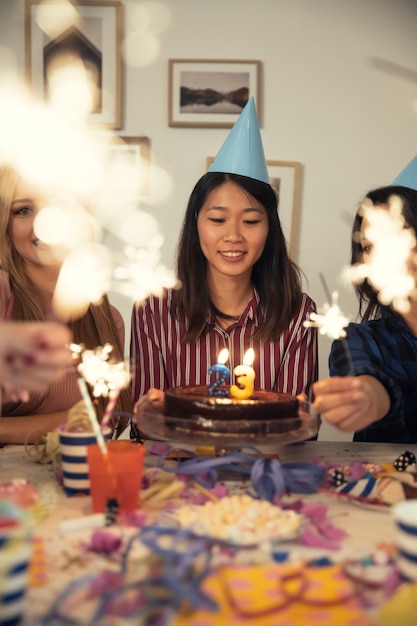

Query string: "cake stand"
[139, 399, 319, 451]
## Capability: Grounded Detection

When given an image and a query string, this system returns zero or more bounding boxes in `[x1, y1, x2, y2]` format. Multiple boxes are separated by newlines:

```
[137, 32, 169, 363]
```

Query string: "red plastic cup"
[87, 440, 145, 514]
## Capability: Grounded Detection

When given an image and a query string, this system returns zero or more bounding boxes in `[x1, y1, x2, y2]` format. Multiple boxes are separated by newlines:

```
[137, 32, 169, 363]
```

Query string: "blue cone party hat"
[208, 97, 269, 184]
[392, 154, 417, 191]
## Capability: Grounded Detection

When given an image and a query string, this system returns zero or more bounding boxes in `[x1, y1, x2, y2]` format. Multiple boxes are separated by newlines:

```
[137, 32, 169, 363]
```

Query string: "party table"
[0, 440, 415, 625]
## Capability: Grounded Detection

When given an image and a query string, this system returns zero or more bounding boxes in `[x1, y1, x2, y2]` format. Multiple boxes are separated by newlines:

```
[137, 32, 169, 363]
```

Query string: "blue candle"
[208, 348, 230, 397]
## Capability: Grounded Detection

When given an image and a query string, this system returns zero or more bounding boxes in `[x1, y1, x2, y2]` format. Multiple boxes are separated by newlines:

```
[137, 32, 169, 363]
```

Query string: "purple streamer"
[159, 447, 325, 502]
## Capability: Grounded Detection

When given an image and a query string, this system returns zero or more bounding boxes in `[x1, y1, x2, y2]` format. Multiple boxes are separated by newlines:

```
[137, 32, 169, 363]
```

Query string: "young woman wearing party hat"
[130, 98, 318, 435]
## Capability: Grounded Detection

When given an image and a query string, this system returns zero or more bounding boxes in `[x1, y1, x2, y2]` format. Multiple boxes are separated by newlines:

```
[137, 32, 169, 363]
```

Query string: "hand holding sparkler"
[312, 375, 390, 434]
[309, 276, 390, 433]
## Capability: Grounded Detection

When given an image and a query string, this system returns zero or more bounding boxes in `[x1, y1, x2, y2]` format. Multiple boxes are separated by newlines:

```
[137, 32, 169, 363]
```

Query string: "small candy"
[393, 450, 417, 472]
[330, 469, 346, 487]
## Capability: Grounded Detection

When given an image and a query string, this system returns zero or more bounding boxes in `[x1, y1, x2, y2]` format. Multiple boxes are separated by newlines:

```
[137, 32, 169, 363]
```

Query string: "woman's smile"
[219, 250, 247, 260]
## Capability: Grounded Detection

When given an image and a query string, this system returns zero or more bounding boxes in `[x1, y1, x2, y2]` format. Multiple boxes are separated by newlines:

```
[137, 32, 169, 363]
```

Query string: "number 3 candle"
[208, 348, 230, 397]
[230, 348, 255, 399]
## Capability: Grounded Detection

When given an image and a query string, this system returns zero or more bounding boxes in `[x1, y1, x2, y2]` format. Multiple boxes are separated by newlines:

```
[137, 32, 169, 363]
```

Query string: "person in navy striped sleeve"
[313, 183, 417, 443]
[130, 99, 318, 438]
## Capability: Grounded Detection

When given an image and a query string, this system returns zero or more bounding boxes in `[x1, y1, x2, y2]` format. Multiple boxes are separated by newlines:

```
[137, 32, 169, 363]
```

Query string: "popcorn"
[171, 494, 303, 545]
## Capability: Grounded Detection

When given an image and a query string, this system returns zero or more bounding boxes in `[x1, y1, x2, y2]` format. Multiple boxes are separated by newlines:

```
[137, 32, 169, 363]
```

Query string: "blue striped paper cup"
[393, 499, 417, 581]
[59, 425, 111, 496]
[0, 519, 32, 626]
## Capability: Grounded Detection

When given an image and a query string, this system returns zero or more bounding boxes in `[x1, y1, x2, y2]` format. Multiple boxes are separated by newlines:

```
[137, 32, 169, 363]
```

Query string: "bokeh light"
[345, 195, 417, 313]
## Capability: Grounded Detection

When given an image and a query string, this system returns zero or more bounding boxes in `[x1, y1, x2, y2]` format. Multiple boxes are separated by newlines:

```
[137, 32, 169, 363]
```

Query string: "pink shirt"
[130, 289, 318, 402]
[0, 270, 125, 415]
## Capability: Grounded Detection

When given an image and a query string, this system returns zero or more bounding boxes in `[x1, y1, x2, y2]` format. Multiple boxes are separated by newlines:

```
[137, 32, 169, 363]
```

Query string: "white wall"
[1, 0, 417, 440]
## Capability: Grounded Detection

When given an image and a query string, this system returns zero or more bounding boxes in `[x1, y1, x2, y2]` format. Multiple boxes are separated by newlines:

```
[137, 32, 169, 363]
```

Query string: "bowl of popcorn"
[171, 494, 304, 546]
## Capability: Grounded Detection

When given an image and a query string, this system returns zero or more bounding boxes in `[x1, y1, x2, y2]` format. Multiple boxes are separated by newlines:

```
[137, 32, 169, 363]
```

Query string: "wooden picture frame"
[25, 0, 122, 129]
[267, 160, 302, 258]
[169, 59, 261, 128]
[205, 157, 302, 258]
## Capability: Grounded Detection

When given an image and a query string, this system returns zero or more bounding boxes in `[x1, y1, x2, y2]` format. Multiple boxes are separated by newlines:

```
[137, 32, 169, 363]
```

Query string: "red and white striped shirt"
[130, 289, 318, 402]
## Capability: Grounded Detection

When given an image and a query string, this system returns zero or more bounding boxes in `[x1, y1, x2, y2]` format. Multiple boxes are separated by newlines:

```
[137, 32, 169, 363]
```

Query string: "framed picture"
[25, 0, 122, 129]
[105, 136, 151, 195]
[205, 158, 302, 258]
[169, 59, 261, 128]
[267, 161, 302, 257]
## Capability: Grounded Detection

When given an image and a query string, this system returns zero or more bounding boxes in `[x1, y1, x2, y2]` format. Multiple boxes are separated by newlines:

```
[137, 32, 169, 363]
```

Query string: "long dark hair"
[351, 185, 417, 321]
[174, 172, 303, 342]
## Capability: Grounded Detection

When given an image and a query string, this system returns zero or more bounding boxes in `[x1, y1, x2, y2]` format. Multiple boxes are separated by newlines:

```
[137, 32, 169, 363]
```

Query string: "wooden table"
[1, 441, 414, 625]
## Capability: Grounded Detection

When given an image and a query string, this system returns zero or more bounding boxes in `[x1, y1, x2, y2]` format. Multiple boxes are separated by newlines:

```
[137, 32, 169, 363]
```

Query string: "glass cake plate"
[139, 399, 319, 447]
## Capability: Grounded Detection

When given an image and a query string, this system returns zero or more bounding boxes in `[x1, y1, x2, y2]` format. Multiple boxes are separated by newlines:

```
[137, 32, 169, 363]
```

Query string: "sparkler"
[305, 290, 350, 340]
[72, 343, 130, 397]
[72, 343, 131, 431]
[304, 274, 355, 374]
[0, 84, 177, 317]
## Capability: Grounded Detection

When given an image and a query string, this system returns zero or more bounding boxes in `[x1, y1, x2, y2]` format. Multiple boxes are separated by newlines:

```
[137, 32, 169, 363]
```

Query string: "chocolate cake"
[163, 385, 299, 421]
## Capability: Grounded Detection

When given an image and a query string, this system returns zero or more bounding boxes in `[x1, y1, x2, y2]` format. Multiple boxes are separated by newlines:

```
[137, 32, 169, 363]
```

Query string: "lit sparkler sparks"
[305, 291, 351, 340]
[305, 278, 355, 374]
[72, 343, 131, 398]
[0, 86, 176, 313]
[344, 195, 417, 314]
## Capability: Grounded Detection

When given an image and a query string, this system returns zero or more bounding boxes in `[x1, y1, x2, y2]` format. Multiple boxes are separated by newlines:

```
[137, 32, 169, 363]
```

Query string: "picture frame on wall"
[206, 157, 302, 258]
[267, 160, 302, 258]
[169, 59, 261, 128]
[25, 0, 122, 129]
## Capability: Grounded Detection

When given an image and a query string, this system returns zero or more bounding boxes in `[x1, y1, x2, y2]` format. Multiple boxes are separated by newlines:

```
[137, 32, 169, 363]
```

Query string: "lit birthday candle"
[208, 348, 230, 397]
[230, 348, 255, 399]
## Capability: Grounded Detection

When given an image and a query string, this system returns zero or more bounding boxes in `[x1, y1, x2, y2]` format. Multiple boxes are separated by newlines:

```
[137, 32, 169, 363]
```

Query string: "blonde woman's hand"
[0, 322, 74, 402]
[312, 375, 390, 433]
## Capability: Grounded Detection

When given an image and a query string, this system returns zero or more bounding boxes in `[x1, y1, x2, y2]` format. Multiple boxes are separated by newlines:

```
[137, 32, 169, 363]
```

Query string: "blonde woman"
[0, 166, 132, 445]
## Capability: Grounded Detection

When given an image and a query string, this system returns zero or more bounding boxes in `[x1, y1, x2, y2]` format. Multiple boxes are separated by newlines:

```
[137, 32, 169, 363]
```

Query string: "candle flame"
[242, 348, 255, 367]
[217, 348, 229, 364]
